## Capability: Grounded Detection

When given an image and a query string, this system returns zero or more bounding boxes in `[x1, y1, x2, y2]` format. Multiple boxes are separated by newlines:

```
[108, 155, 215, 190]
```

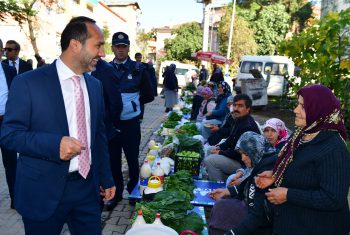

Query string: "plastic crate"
[174, 148, 203, 177]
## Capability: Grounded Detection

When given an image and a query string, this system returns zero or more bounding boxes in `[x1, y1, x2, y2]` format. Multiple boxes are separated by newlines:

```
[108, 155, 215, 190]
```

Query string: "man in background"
[0, 38, 18, 209]
[3, 40, 32, 74]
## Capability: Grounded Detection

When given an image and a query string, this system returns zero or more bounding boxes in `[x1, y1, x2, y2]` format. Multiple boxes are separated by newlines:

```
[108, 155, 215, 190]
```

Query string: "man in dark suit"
[0, 17, 115, 235]
[3, 40, 33, 74]
[0, 38, 18, 209]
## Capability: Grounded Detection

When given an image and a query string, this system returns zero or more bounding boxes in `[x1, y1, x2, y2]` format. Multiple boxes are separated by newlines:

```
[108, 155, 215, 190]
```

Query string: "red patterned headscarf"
[272, 84, 348, 186]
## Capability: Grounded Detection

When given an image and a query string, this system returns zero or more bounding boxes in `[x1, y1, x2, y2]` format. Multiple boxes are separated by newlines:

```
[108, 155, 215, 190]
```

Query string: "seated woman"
[190, 86, 204, 121]
[207, 95, 235, 146]
[225, 118, 289, 187]
[262, 118, 289, 151]
[208, 131, 276, 235]
[196, 87, 216, 122]
[201, 81, 231, 139]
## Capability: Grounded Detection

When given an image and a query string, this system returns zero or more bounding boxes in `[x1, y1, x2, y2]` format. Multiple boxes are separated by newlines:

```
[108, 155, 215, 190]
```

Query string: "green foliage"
[218, 4, 258, 73]
[278, 8, 350, 132]
[252, 3, 291, 55]
[164, 22, 203, 62]
[0, 0, 34, 23]
[102, 25, 112, 55]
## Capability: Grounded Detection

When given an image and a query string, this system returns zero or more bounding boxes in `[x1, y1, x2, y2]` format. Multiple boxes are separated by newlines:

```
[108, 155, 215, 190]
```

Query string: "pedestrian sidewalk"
[0, 96, 166, 235]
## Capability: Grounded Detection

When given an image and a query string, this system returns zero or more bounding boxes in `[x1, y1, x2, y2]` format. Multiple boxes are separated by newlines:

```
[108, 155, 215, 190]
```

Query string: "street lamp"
[225, 0, 236, 75]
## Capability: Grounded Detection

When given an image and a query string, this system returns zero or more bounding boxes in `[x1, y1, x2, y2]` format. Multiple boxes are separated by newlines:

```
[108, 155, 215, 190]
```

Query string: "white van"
[235, 55, 295, 96]
[158, 61, 199, 88]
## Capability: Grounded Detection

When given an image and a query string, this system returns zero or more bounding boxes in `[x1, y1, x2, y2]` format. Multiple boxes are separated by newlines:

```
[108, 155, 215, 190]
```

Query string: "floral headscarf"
[273, 84, 348, 186]
[263, 118, 289, 146]
[218, 81, 231, 96]
[235, 131, 266, 167]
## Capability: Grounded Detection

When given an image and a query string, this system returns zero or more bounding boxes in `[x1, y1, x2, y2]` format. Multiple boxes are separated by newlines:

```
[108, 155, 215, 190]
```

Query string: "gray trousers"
[203, 153, 241, 182]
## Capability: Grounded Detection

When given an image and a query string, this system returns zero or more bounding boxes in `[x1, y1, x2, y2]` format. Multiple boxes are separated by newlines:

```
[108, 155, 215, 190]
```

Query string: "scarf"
[272, 84, 348, 186]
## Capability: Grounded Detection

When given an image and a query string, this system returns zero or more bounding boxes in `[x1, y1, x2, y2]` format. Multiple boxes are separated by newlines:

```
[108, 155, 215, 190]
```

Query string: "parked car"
[235, 55, 295, 96]
[158, 61, 199, 88]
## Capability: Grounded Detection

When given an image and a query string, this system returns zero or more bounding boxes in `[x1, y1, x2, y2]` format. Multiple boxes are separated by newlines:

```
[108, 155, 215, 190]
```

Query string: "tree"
[164, 22, 202, 62]
[136, 28, 157, 58]
[278, 8, 350, 132]
[0, 0, 29, 23]
[217, 4, 258, 73]
[251, 3, 291, 55]
[0, 0, 60, 60]
[102, 25, 112, 55]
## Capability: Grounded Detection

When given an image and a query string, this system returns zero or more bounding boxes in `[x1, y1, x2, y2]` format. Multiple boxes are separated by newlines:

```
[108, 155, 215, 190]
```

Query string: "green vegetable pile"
[163, 121, 179, 129]
[168, 112, 182, 122]
[184, 97, 193, 104]
[164, 170, 195, 200]
[177, 123, 199, 136]
[180, 107, 191, 114]
[133, 171, 205, 233]
[162, 136, 174, 146]
[177, 151, 200, 158]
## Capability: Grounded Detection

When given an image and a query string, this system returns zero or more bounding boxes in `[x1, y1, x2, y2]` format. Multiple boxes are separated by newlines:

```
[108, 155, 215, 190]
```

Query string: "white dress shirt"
[0, 64, 9, 115]
[56, 58, 91, 172]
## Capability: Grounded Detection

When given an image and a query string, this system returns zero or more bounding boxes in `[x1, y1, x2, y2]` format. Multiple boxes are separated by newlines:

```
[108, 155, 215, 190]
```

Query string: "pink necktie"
[72, 75, 90, 178]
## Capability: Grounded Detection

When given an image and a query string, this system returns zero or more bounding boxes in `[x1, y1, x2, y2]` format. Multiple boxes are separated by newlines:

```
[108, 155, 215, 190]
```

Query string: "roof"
[104, 0, 140, 9]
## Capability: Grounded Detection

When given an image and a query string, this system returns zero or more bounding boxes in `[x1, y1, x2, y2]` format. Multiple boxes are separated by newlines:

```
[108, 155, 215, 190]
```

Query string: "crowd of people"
[0, 14, 349, 235]
[163, 61, 349, 234]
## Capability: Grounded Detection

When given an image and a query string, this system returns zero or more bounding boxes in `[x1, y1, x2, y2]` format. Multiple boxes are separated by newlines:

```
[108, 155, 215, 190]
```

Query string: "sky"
[136, 0, 231, 31]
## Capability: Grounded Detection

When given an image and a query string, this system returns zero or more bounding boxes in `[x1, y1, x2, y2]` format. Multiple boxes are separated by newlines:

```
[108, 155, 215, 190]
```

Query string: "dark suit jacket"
[91, 59, 122, 139]
[3, 58, 33, 74]
[1, 62, 17, 88]
[0, 62, 114, 221]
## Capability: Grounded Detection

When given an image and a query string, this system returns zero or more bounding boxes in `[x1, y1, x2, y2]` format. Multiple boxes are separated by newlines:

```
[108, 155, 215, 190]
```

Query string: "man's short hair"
[134, 52, 142, 58]
[60, 16, 96, 52]
[6, 40, 20, 50]
[234, 94, 252, 109]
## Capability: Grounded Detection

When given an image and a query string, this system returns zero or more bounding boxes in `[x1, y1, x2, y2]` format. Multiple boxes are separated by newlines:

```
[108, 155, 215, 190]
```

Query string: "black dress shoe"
[105, 196, 123, 211]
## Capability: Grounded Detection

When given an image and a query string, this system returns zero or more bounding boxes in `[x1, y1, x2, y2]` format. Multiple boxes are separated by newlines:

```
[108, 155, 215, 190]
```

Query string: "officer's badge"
[128, 74, 133, 80]
[118, 34, 124, 39]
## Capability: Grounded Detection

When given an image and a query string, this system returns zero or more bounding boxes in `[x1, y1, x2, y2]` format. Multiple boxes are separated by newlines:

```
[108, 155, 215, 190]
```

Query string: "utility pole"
[196, 0, 212, 66]
[225, 0, 236, 75]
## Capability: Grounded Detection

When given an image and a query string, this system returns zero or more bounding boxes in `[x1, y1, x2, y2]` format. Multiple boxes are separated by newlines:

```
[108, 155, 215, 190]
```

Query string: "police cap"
[112, 32, 130, 45]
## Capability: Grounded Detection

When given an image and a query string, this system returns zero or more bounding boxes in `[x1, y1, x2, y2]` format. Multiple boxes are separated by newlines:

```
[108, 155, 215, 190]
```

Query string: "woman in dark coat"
[256, 84, 350, 235]
[163, 64, 178, 112]
[209, 131, 277, 235]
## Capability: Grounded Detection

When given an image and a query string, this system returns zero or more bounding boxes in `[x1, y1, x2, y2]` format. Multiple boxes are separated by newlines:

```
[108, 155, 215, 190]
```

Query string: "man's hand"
[255, 170, 275, 189]
[60, 136, 85, 161]
[228, 177, 241, 187]
[100, 186, 116, 201]
[265, 187, 288, 205]
[211, 146, 220, 154]
[209, 125, 219, 133]
[208, 188, 230, 200]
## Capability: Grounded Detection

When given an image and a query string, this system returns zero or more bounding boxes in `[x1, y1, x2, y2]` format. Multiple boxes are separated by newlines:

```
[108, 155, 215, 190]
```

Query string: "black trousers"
[108, 117, 141, 198]
[0, 121, 17, 207]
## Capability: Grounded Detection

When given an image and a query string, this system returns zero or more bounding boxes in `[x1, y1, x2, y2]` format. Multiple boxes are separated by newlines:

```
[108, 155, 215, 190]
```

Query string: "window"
[264, 63, 288, 75]
[240, 61, 263, 73]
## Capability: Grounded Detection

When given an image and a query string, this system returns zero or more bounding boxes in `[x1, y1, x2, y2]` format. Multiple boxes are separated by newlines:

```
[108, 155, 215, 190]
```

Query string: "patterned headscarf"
[263, 118, 289, 146]
[273, 84, 348, 186]
[218, 81, 231, 96]
[196, 86, 204, 95]
[235, 131, 266, 167]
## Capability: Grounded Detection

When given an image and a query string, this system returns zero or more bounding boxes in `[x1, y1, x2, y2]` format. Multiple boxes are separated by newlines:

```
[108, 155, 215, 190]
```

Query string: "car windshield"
[175, 68, 188, 75]
[240, 61, 263, 73]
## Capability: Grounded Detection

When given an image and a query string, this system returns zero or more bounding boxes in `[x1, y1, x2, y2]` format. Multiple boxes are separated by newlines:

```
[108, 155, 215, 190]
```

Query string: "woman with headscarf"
[262, 118, 289, 151]
[256, 84, 350, 235]
[196, 87, 216, 122]
[163, 64, 178, 112]
[208, 131, 277, 235]
[190, 86, 204, 121]
[201, 81, 231, 139]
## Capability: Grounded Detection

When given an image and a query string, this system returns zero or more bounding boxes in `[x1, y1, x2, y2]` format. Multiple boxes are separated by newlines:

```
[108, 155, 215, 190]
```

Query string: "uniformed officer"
[106, 32, 154, 210]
